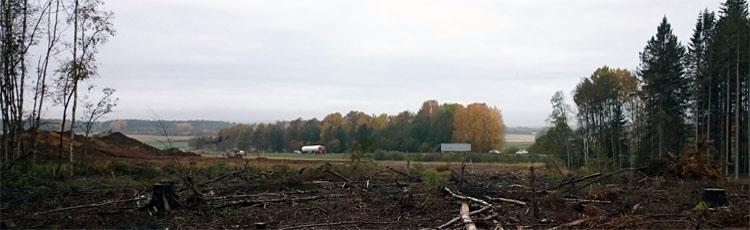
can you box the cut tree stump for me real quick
[142,180,181,212]
[701,188,727,207]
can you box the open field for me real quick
[126,134,193,151]
[503,141,534,150]
[504,134,535,150]
[505,134,536,143]
[197,151,552,165]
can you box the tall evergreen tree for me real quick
[638,17,688,158]
[687,9,716,153]
[704,0,749,176]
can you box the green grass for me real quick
[503,141,533,150]
[144,140,192,151]
[198,150,551,164]
[239,152,349,161]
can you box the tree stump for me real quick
[143,180,181,212]
[701,187,727,207]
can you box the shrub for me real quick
[421,170,448,192]
[373,150,386,161]
[107,161,159,180]
[436,163,451,172]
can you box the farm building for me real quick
[436,143,471,153]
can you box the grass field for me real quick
[504,141,534,149]
[505,134,535,142]
[126,134,193,150]
[504,133,535,150]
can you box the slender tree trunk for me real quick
[68,0,80,166]
[17,0,28,163]
[735,39,740,178]
[707,72,712,159]
[32,0,59,165]
[726,68,731,176]
[69,82,77,163]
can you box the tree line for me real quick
[531,0,750,178]
[192,100,505,153]
[31,119,234,136]
[1,0,116,171]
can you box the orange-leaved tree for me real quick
[452,103,505,152]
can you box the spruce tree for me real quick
[638,17,688,158]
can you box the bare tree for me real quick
[79,86,117,160]
[2,0,53,169]
[59,0,114,164]
[151,110,174,150]
[29,0,62,164]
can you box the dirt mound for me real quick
[28,131,199,161]
[100,132,163,153]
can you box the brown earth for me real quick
[26,131,199,161]
[2,157,749,229]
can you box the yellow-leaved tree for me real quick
[452,103,505,152]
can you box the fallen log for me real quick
[484,196,527,206]
[323,168,352,182]
[437,205,491,229]
[563,198,612,204]
[199,170,242,187]
[183,176,203,201]
[548,217,596,230]
[444,187,491,207]
[278,220,395,230]
[213,193,346,208]
[460,203,478,230]
[573,167,645,191]
[545,172,602,192]
[385,166,422,182]
[33,196,147,215]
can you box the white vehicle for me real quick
[301,145,327,154]
[489,149,501,154]
[515,149,529,155]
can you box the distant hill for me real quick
[505,126,542,135]
[39,119,234,136]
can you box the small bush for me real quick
[373,150,386,161]
[435,163,451,172]
[203,162,232,177]
[421,170,448,192]
[107,161,159,180]
[408,163,425,177]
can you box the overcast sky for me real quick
[86,0,722,127]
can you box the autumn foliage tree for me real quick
[199,100,506,153]
[451,103,505,153]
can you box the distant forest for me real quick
[37,119,234,136]
[531,0,750,178]
[193,100,505,153]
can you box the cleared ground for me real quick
[3,156,747,229]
